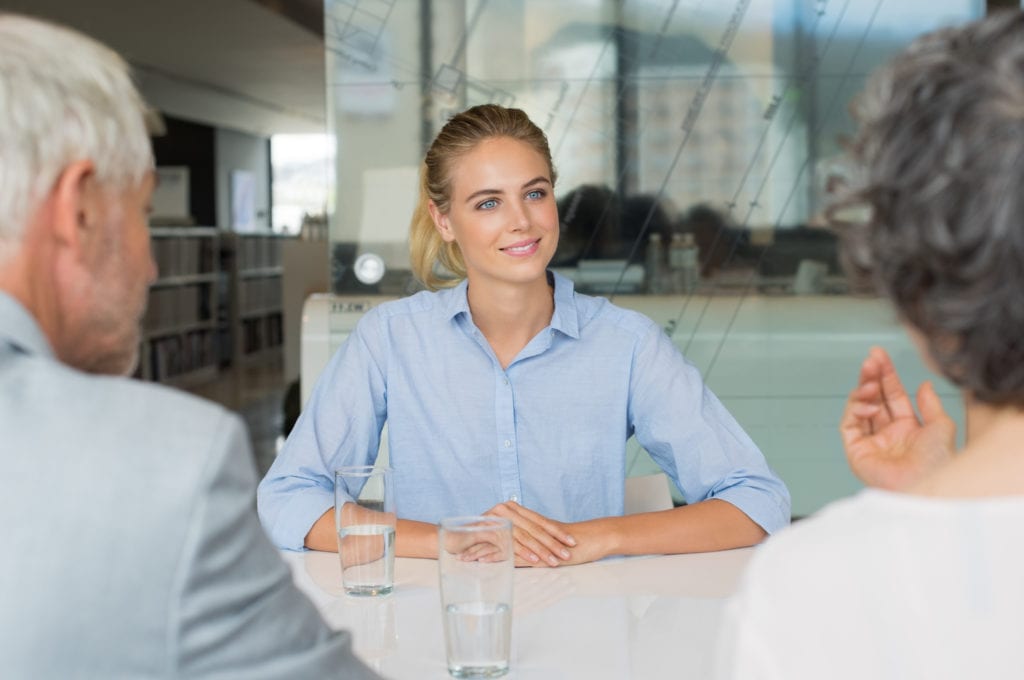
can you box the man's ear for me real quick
[49,160,100,253]
[428,200,456,243]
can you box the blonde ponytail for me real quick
[408,163,465,289]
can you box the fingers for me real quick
[841,357,884,442]
[849,381,882,421]
[916,380,958,448]
[916,380,949,423]
[839,414,866,452]
[839,411,881,463]
[459,541,504,563]
[485,502,575,567]
[858,349,892,427]
[847,347,919,429]
[840,347,903,450]
[508,521,565,567]
[514,554,540,568]
[482,506,548,565]
[502,502,577,548]
[872,346,916,422]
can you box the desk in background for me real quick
[282,548,754,679]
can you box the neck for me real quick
[0,215,73,363]
[465,274,554,368]
[0,240,56,337]
[913,395,1024,498]
[965,394,1007,442]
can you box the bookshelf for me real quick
[141,227,220,386]
[228,233,285,364]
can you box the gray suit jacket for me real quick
[0,292,377,679]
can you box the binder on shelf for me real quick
[141,228,221,385]
[229,233,286,362]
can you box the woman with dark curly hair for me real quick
[717,11,1024,679]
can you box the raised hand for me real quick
[839,346,957,490]
[483,501,577,567]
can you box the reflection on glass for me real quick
[325,0,978,301]
[319,0,981,525]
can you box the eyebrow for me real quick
[464,176,551,204]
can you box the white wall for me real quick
[283,240,330,384]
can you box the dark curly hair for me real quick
[834,10,1024,406]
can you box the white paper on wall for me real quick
[231,170,256,233]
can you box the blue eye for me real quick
[478,199,498,210]
[526,189,545,200]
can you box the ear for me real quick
[428,200,456,243]
[49,160,101,255]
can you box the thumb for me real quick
[917,380,951,425]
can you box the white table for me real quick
[282,548,755,679]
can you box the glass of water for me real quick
[334,466,396,597]
[438,516,514,678]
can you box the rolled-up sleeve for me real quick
[257,311,388,550]
[629,324,791,534]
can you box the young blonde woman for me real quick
[258,104,790,566]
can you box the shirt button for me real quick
[510,495,518,502]
[503,378,509,386]
[504,439,511,448]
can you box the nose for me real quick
[509,198,530,232]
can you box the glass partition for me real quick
[323,0,982,516]
[325,0,980,298]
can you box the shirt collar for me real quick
[441,271,581,340]
[548,270,580,339]
[442,278,472,321]
[0,291,55,358]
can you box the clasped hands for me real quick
[478,501,608,568]
[840,346,957,490]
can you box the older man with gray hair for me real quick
[0,13,375,679]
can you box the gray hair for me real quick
[0,14,153,252]
[835,10,1024,405]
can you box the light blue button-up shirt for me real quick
[258,272,790,550]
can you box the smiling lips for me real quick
[500,238,540,257]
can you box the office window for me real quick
[270,133,334,237]
[323,0,981,516]
[325,0,979,297]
